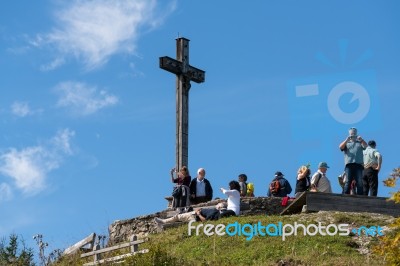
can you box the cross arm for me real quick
[159,56,205,83]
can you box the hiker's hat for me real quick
[318,162,329,169]
[274,171,284,177]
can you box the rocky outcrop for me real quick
[240,196,286,215]
[108,197,288,244]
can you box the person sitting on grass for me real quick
[220,180,241,216]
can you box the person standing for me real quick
[310,162,332,193]
[189,168,213,204]
[339,127,367,195]
[363,140,382,196]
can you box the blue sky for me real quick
[1,0,399,253]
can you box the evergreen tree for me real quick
[0,234,35,266]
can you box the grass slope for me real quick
[123,211,392,266]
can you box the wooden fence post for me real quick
[130,235,138,253]
[93,243,101,264]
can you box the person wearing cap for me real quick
[339,127,367,195]
[362,140,382,196]
[310,162,332,193]
[267,171,292,197]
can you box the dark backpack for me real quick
[269,179,281,195]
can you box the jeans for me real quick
[343,163,364,195]
[363,168,378,196]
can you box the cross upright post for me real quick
[159,38,205,170]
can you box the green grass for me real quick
[54,212,393,266]
[123,212,391,266]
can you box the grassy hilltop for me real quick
[59,211,395,266]
[55,169,400,265]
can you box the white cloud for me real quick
[6,46,31,55]
[51,128,76,155]
[0,183,13,202]
[39,57,66,71]
[11,101,35,117]
[0,147,48,194]
[11,101,42,117]
[0,129,75,195]
[55,81,118,116]
[130,62,145,77]
[32,0,176,71]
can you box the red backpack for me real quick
[269,179,281,195]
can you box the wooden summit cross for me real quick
[159,38,205,170]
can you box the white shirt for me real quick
[221,189,241,215]
[196,178,206,197]
[363,146,381,168]
[311,170,332,193]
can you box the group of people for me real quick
[169,167,213,208]
[169,167,255,209]
[156,127,382,226]
[266,127,383,197]
[340,127,382,196]
[155,175,241,226]
[267,162,332,198]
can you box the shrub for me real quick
[373,167,400,265]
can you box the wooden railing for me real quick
[80,235,148,265]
